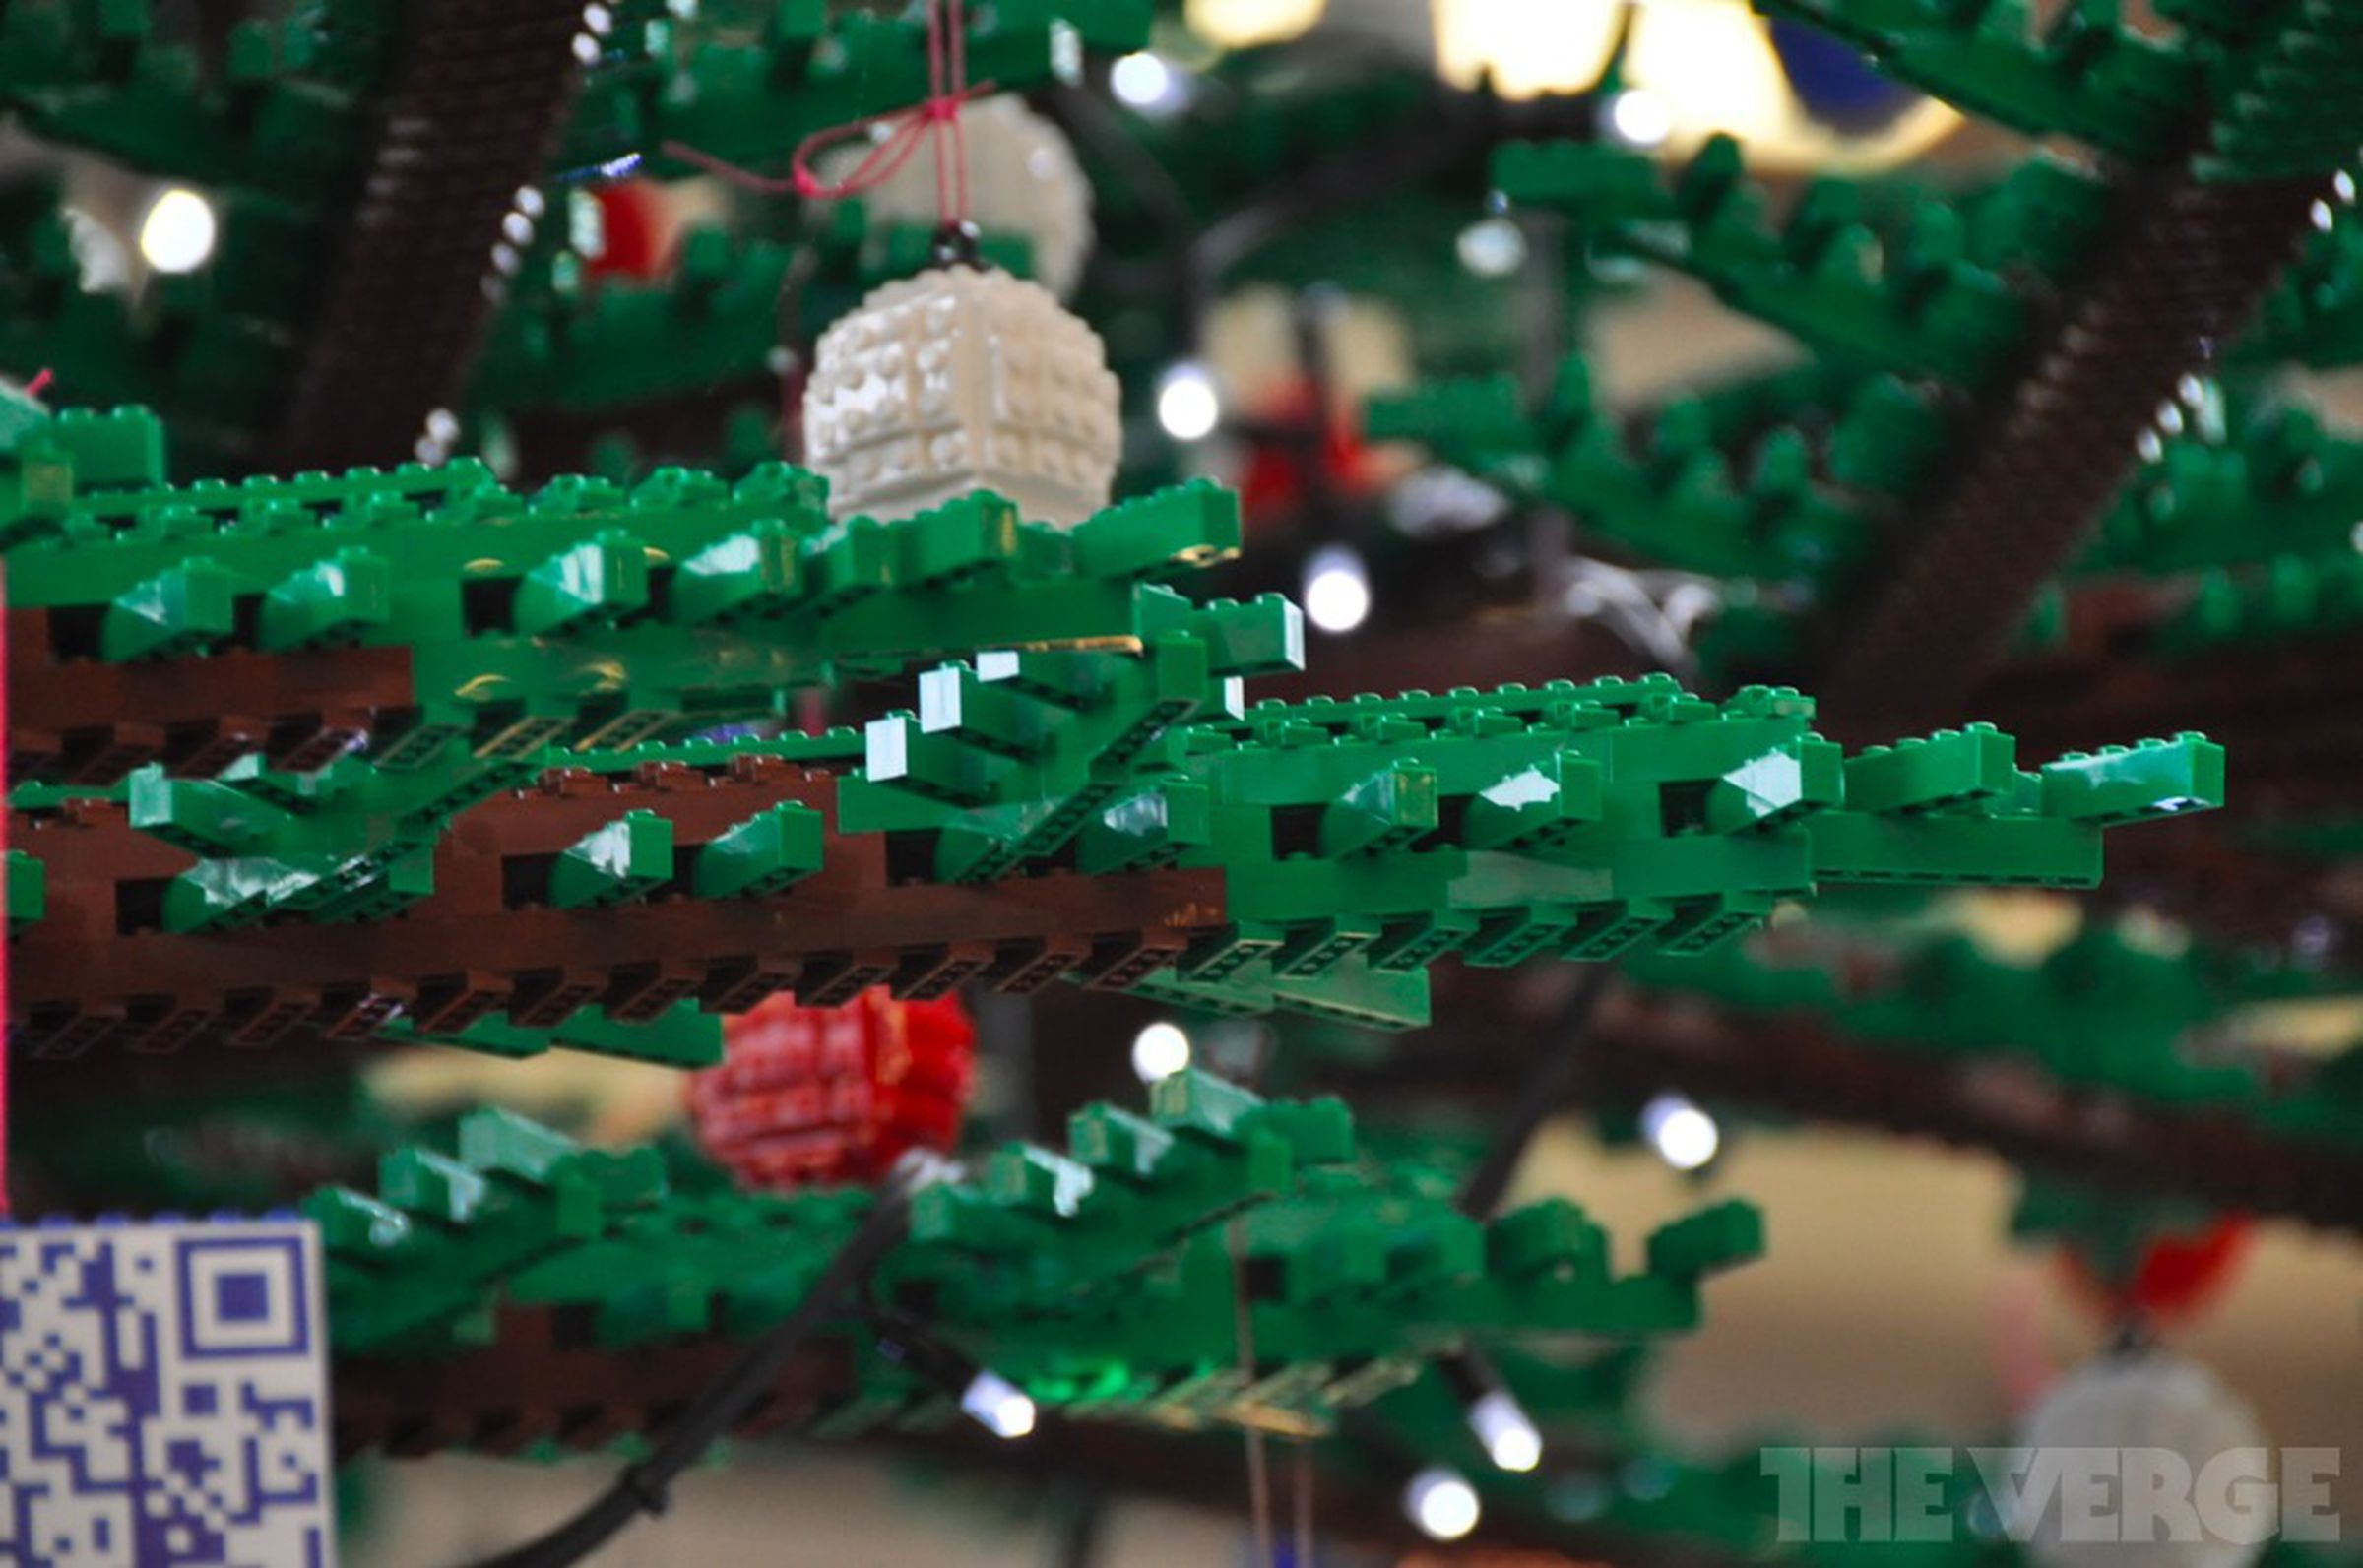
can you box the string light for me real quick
[1641,1092,1720,1171]
[1467,1388,1544,1473]
[1130,1021,1193,1083]
[1302,544,1372,634]
[1455,217,1528,278]
[958,1369,1038,1439]
[1605,89,1675,149]
[1404,1467,1483,1540]
[138,188,217,274]
[1156,362,1223,441]
[1110,52,1186,114]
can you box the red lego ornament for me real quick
[2062,1215,2254,1326]
[588,180,665,280]
[1236,377,1377,527]
[685,988,975,1189]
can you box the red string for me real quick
[23,368,52,398]
[660,0,981,225]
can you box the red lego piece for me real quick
[685,988,975,1188]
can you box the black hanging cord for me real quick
[1435,965,1617,1475]
[1455,964,1617,1219]
[465,1179,920,1568]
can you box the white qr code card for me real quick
[1,1218,337,1566]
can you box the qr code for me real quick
[0,1219,337,1566]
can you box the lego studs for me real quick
[684,988,977,1190]
[803,265,1123,528]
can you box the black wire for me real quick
[1439,968,1616,1499]
[1454,964,1617,1218]
[465,1180,918,1568]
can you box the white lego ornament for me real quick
[822,94,1094,298]
[2012,1348,2272,1568]
[803,264,1122,527]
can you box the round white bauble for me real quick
[803,265,1121,528]
[2012,1348,2272,1568]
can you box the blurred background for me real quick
[7,0,2362,1563]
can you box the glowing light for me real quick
[1468,1389,1544,1473]
[138,189,217,275]
[1455,217,1527,278]
[1302,544,1372,634]
[1155,362,1222,441]
[1405,1467,1483,1540]
[1185,0,1323,49]
[1641,1092,1720,1171]
[1436,0,1623,101]
[1619,0,1961,174]
[960,1370,1037,1439]
[1111,52,1184,113]
[1131,1021,1193,1083]
[1606,88,1674,149]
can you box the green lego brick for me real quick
[2242,200,2363,369]
[3,419,1249,771]
[2081,398,2363,573]
[27,659,2219,1039]
[315,1072,1761,1446]
[100,559,235,660]
[1626,915,2363,1145]
[375,1000,726,1068]
[1370,355,1883,587]
[547,810,675,909]
[693,802,828,899]
[1497,138,2036,391]
[7,850,45,932]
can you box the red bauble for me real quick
[685,988,975,1189]
[1237,377,1375,525]
[588,180,665,280]
[2062,1216,2254,1326]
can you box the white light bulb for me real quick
[960,1370,1037,1439]
[1455,217,1528,278]
[1156,362,1222,441]
[1303,544,1373,634]
[1405,1467,1482,1541]
[1130,1021,1192,1083]
[1111,52,1182,113]
[138,189,218,275]
[1641,1092,1719,1171]
[1468,1389,1544,1473]
[1606,89,1674,149]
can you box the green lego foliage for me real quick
[2243,200,2363,370]
[1498,138,2038,391]
[28,650,2224,1047]
[2,410,1248,769]
[318,1073,1757,1441]
[1625,919,2363,1148]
